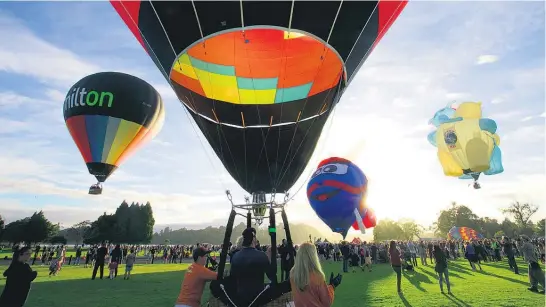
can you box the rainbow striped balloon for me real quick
[63,72,164,184]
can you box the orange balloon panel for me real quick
[170,27,343,105]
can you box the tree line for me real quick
[1,200,542,246]
[0,201,155,246]
[152,222,329,245]
[373,201,544,242]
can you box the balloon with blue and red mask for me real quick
[307,157,368,238]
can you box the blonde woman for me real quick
[290,242,342,307]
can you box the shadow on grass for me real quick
[403,269,433,292]
[443,293,473,307]
[4,270,191,307]
[477,270,529,286]
[399,292,413,307]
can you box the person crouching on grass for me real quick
[174,247,218,307]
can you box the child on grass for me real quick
[48,258,59,277]
[109,261,118,280]
[124,250,136,280]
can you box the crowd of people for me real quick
[0,233,544,306]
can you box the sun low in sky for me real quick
[0,1,544,234]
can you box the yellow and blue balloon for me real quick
[427,102,503,189]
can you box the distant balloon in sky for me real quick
[427,102,503,189]
[63,72,164,195]
[307,157,367,238]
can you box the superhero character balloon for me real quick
[307,157,367,238]
[428,101,503,189]
[63,72,164,195]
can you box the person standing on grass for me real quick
[388,240,403,294]
[174,247,217,307]
[433,244,452,295]
[0,246,37,307]
[124,249,136,280]
[521,235,545,293]
[464,241,481,271]
[502,237,519,275]
[92,242,108,280]
[111,244,123,278]
[419,241,427,266]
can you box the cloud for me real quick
[476,55,499,65]
[504,125,545,143]
[0,12,100,86]
[491,97,504,104]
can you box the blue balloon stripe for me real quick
[84,115,109,163]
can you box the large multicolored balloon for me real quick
[307,157,367,238]
[63,72,164,194]
[427,102,503,189]
[447,226,484,241]
[111,0,407,194]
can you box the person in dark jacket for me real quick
[389,241,402,294]
[0,246,37,307]
[111,244,123,278]
[502,237,519,274]
[92,242,108,280]
[433,244,452,294]
[230,228,276,306]
[279,239,295,281]
[340,242,350,273]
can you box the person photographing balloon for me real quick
[290,242,342,307]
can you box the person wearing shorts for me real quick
[124,249,136,280]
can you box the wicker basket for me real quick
[207,292,293,307]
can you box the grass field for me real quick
[0,258,543,307]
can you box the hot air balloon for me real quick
[352,207,377,231]
[110,1,406,304]
[447,226,484,241]
[63,72,164,195]
[307,157,368,238]
[427,102,503,189]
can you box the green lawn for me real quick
[0,259,542,306]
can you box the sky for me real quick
[0,1,544,237]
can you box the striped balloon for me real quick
[64,72,164,183]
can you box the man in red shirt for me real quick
[175,247,218,307]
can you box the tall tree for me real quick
[373,219,404,241]
[535,219,545,237]
[399,220,422,240]
[141,202,155,243]
[67,220,92,244]
[0,215,4,241]
[502,202,539,227]
[3,218,30,244]
[26,211,57,245]
[435,202,479,237]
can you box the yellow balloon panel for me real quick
[436,119,494,172]
[438,150,463,177]
[454,102,482,119]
